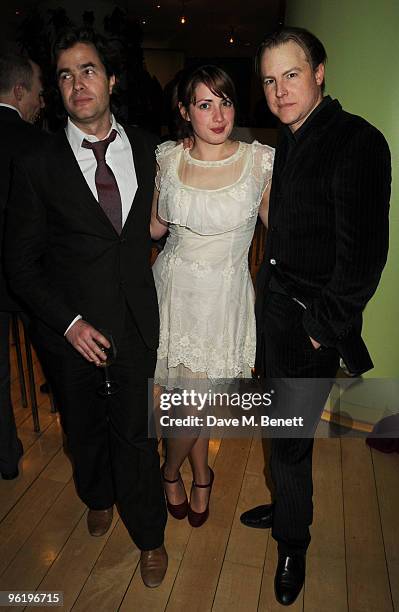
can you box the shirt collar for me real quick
[0,103,22,119]
[66,114,122,157]
[284,95,333,143]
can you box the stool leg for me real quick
[11,313,28,408]
[49,386,58,414]
[22,323,40,433]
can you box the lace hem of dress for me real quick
[154,358,253,390]
[155,347,255,380]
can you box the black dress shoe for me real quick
[1,468,19,480]
[274,553,305,606]
[1,440,23,480]
[240,503,274,529]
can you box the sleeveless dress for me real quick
[152,140,274,388]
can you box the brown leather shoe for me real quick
[87,507,113,536]
[140,544,168,588]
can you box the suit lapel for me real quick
[279,98,342,183]
[54,130,117,235]
[268,131,289,224]
[270,99,342,219]
[53,127,153,236]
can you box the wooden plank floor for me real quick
[1,332,398,611]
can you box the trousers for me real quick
[35,312,166,550]
[258,290,339,554]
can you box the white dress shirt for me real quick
[64,115,138,335]
[66,114,137,225]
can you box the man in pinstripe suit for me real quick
[240,27,391,605]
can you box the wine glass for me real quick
[95,329,120,396]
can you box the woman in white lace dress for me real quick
[150,66,274,527]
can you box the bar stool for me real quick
[10,313,27,409]
[11,313,40,432]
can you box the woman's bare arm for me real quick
[150,186,168,240]
[258,181,271,228]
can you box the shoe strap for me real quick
[192,467,213,488]
[162,465,181,484]
[192,480,212,488]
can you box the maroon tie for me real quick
[82,129,122,234]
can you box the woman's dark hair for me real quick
[52,27,119,78]
[255,26,327,92]
[173,64,237,140]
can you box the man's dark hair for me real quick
[0,53,33,96]
[53,27,119,78]
[173,64,237,140]
[255,26,327,92]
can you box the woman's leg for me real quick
[163,436,197,504]
[159,373,212,509]
[163,436,211,510]
[188,437,211,512]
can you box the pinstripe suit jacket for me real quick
[256,97,391,374]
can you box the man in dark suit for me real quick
[0,52,44,480]
[5,28,167,587]
[240,27,391,605]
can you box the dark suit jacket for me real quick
[4,125,159,352]
[256,98,391,375]
[0,106,43,311]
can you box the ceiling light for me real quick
[179,1,187,25]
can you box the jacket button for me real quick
[270,258,276,265]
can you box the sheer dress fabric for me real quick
[153,140,274,388]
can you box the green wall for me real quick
[286,0,399,377]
